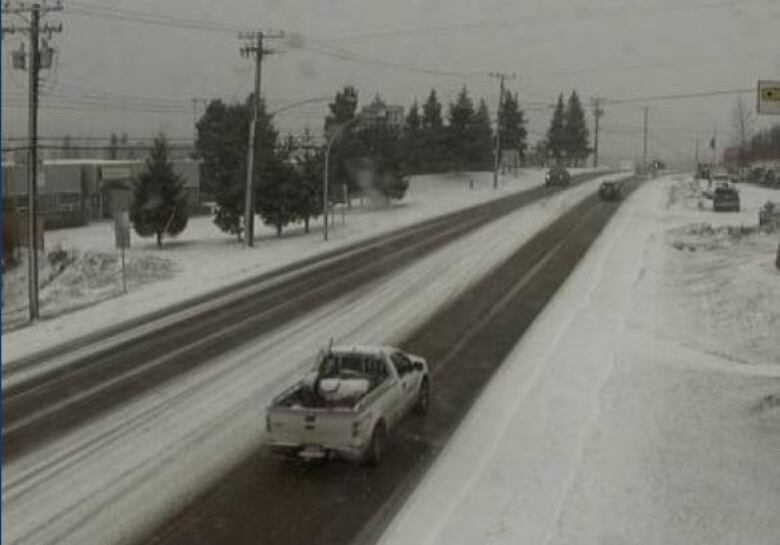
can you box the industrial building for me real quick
[2,158,201,229]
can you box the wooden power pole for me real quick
[2,1,63,321]
[591,97,604,168]
[239,30,284,247]
[489,72,516,190]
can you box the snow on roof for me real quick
[330,344,398,356]
[41,158,199,166]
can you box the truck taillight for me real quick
[351,420,361,438]
[265,414,272,433]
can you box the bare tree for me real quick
[732,96,755,166]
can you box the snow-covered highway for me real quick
[3,170,625,545]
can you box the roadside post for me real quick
[342,185,347,226]
[114,211,131,293]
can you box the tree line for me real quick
[129,86,591,246]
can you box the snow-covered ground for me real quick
[379,175,780,545]
[2,168,600,360]
[2,170,624,545]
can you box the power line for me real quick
[317,0,771,44]
[300,42,483,78]
[606,88,754,106]
[64,1,247,33]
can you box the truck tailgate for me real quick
[268,407,355,447]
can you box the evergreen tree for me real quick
[325,85,358,133]
[499,92,528,162]
[130,136,189,248]
[422,89,443,130]
[405,101,421,132]
[471,99,494,169]
[401,101,422,172]
[350,119,408,203]
[564,90,589,166]
[547,94,566,164]
[256,151,299,237]
[323,86,362,202]
[447,86,476,171]
[195,96,276,239]
[294,149,323,233]
[420,89,447,171]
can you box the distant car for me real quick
[545,166,571,186]
[599,180,622,201]
[759,201,780,227]
[713,186,740,212]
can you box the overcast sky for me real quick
[2,0,779,165]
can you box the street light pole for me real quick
[323,117,361,241]
[323,137,334,241]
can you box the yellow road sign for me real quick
[758,80,780,114]
[762,88,780,101]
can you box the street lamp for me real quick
[323,115,363,241]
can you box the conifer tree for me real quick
[130,136,189,248]
[499,92,528,162]
[564,90,589,166]
[547,94,566,164]
[471,99,494,169]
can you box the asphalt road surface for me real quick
[140,178,641,545]
[2,172,611,461]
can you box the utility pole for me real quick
[489,72,516,189]
[239,30,284,247]
[711,127,717,165]
[3,1,63,322]
[642,106,649,170]
[591,97,604,168]
[694,138,699,169]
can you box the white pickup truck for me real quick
[265,345,430,466]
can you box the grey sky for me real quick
[3,0,779,165]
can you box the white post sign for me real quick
[114,211,131,293]
[114,211,131,249]
[757,80,780,115]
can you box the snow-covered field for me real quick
[2,169,623,545]
[2,168,599,360]
[379,175,780,545]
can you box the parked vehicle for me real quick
[759,201,780,227]
[713,185,740,212]
[266,345,430,466]
[545,166,571,186]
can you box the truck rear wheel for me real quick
[414,378,430,416]
[363,423,386,467]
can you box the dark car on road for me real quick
[599,180,622,201]
[713,185,740,212]
[545,166,571,187]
